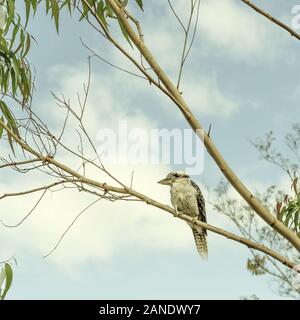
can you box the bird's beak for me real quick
[158,178,171,185]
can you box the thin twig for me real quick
[0,181,70,200]
[241,0,300,41]
[0,158,41,169]
[43,198,102,258]
[0,189,47,228]
[80,39,147,80]
[176,0,201,89]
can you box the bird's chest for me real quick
[170,183,198,214]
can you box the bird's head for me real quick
[158,171,190,186]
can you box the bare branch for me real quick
[80,0,182,107]
[176,0,201,89]
[0,181,73,201]
[0,189,47,228]
[0,158,41,169]
[168,0,186,32]
[43,198,102,258]
[80,39,147,81]
[241,0,300,41]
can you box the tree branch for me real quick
[80,0,180,106]
[0,118,297,270]
[0,181,71,200]
[241,0,300,41]
[0,189,47,228]
[0,158,41,169]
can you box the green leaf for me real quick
[96,0,108,31]
[19,66,31,104]
[19,28,25,52]
[10,67,17,94]
[3,67,10,92]
[135,0,144,11]
[117,17,133,48]
[4,0,15,33]
[12,56,20,81]
[0,100,14,123]
[13,41,22,55]
[0,100,19,138]
[294,211,299,230]
[79,0,90,22]
[105,0,114,18]
[22,33,31,58]
[51,0,60,33]
[7,124,16,156]
[0,116,4,139]
[45,0,51,15]
[31,0,38,15]
[0,263,13,300]
[24,0,31,27]
[9,17,20,50]
[60,0,72,15]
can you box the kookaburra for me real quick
[158,171,208,259]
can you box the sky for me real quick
[0,0,300,299]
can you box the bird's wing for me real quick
[190,180,206,224]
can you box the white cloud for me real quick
[140,0,285,65]
[198,0,285,62]
[182,74,240,117]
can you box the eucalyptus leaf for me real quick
[0,263,13,300]
[135,0,143,11]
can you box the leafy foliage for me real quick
[213,124,300,298]
[0,0,33,153]
[0,1,32,102]
[254,125,300,238]
[276,177,300,237]
[45,0,144,33]
[0,0,144,152]
[214,179,300,298]
[247,255,266,276]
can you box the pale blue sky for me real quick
[0,0,300,299]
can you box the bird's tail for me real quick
[192,228,208,260]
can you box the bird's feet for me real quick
[191,217,198,224]
[173,210,183,218]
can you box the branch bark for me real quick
[106,0,300,252]
[0,118,297,270]
[0,181,71,200]
[241,0,300,41]
[0,158,41,169]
